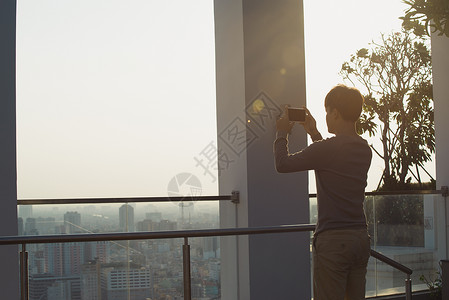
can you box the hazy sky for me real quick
[16,0,431,199]
[16,0,218,199]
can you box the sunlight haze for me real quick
[16,0,433,199]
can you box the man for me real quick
[274,84,372,300]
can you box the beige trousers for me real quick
[313,228,371,300]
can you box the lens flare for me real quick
[252,99,265,113]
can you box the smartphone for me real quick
[287,107,306,123]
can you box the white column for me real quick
[0,0,20,297]
[215,1,310,299]
[432,33,449,259]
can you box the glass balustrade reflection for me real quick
[310,193,444,297]
[17,202,220,300]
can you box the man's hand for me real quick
[276,106,294,134]
[302,107,322,141]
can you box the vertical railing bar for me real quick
[20,247,24,300]
[405,274,412,300]
[182,237,192,300]
[373,195,378,297]
[25,249,29,300]
[20,243,29,300]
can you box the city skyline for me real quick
[19,202,221,300]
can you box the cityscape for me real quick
[16,194,441,299]
[18,203,221,300]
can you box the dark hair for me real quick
[324,84,364,122]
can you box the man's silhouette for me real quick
[274,84,372,300]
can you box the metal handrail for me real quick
[17,189,444,205]
[370,249,413,275]
[0,224,414,300]
[364,189,444,196]
[17,194,238,205]
[0,224,316,245]
[310,189,445,198]
[370,249,413,300]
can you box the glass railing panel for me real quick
[366,256,410,297]
[311,192,445,297]
[18,201,220,235]
[18,201,220,300]
[365,193,444,296]
[25,238,184,300]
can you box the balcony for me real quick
[0,190,444,299]
[2,0,449,299]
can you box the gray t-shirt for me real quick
[274,134,372,234]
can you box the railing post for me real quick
[20,244,29,300]
[405,274,412,300]
[20,249,24,300]
[182,237,191,300]
[442,260,449,300]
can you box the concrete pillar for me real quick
[432,32,449,259]
[0,0,20,297]
[214,1,310,299]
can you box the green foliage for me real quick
[420,269,442,300]
[340,28,434,190]
[366,195,423,225]
[401,0,449,37]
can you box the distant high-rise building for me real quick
[84,241,110,264]
[47,281,70,300]
[192,283,204,298]
[145,212,162,222]
[29,274,58,300]
[137,218,177,232]
[178,203,195,227]
[101,263,152,300]
[203,279,220,298]
[119,204,134,232]
[55,224,66,234]
[159,219,177,231]
[30,249,46,275]
[18,217,23,235]
[208,259,221,281]
[45,242,109,277]
[25,218,39,235]
[203,236,219,259]
[80,261,101,300]
[64,211,81,234]
[136,219,153,232]
[19,205,33,220]
[45,243,82,276]
[64,243,84,276]
[28,274,80,300]
[36,217,56,235]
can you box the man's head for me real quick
[324,84,364,134]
